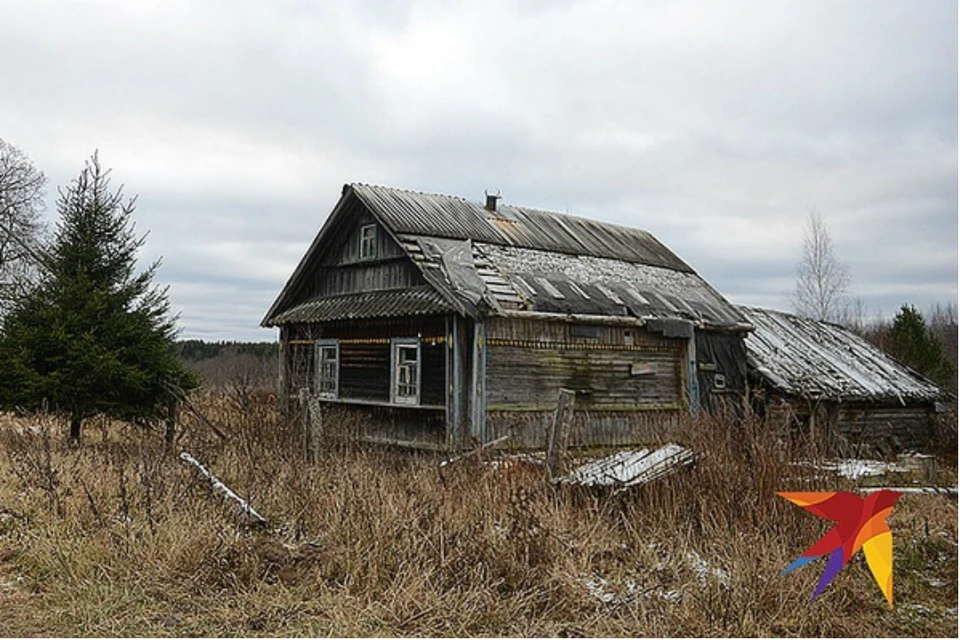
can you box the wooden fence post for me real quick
[547,388,576,480]
[299,388,310,460]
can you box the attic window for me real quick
[359,224,378,260]
[569,283,590,299]
[535,277,564,299]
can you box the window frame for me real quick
[315,339,339,399]
[359,223,378,260]
[391,337,421,406]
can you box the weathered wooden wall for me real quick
[836,403,935,454]
[487,409,683,449]
[483,316,685,447]
[484,316,684,411]
[291,201,428,301]
[280,315,451,445]
[760,392,936,454]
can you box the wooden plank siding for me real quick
[837,404,935,454]
[484,317,684,411]
[483,316,686,448]
[760,392,936,455]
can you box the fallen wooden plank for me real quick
[559,443,695,491]
[179,452,267,527]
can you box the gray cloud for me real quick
[1,0,955,340]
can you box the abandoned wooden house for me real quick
[262,183,752,450]
[740,306,947,454]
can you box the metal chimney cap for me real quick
[484,189,502,211]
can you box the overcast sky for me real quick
[1,0,956,341]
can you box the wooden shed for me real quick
[262,184,751,450]
[741,306,947,454]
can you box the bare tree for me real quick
[0,139,46,311]
[791,208,851,323]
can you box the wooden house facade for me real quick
[741,306,947,454]
[262,184,752,451]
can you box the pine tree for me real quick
[0,154,196,441]
[887,304,954,389]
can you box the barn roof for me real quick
[741,306,944,403]
[263,183,749,329]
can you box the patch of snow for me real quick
[686,550,731,588]
[579,573,642,605]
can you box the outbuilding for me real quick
[741,306,946,454]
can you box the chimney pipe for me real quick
[484,189,501,212]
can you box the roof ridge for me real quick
[352,182,656,236]
[349,182,474,204]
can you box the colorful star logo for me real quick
[778,490,902,606]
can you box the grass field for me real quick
[0,392,956,636]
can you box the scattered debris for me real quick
[560,444,695,491]
[179,452,267,527]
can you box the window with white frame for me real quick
[315,339,339,398]
[359,223,378,260]
[392,339,420,405]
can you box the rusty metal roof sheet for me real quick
[741,306,944,403]
[271,286,452,324]
[350,183,694,272]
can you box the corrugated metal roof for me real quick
[350,183,694,272]
[271,286,451,324]
[741,306,944,403]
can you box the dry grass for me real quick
[0,395,956,637]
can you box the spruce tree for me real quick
[0,154,195,441]
[887,304,955,389]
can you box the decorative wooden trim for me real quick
[486,338,679,353]
[486,403,683,412]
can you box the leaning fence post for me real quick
[547,388,576,480]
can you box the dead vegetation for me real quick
[0,395,956,637]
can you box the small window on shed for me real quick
[359,223,378,260]
[713,373,726,390]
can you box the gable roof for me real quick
[741,306,944,403]
[350,183,694,271]
[263,183,749,329]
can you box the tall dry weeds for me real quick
[0,396,956,637]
